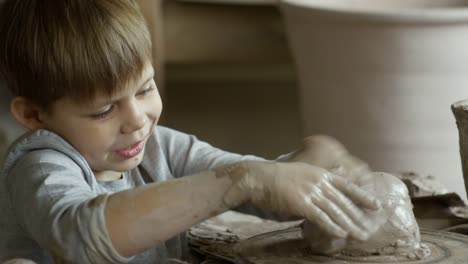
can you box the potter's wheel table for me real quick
[234,228,468,264]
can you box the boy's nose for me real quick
[121,103,146,134]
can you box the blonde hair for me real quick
[0,0,152,110]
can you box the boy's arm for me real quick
[155,127,264,177]
[104,169,232,257]
[157,127,368,180]
[278,135,371,181]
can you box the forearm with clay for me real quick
[105,169,238,257]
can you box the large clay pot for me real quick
[279,0,468,200]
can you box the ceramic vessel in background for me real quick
[279,0,468,200]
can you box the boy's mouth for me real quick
[115,137,147,159]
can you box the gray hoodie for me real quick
[0,126,261,263]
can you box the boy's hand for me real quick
[217,161,381,241]
[282,135,370,182]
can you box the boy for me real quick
[0,1,381,263]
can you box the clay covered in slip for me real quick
[303,172,430,260]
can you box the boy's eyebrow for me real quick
[88,72,155,109]
[134,76,154,92]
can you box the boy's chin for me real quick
[92,151,146,172]
[111,154,145,170]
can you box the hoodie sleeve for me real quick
[155,126,264,177]
[5,150,132,264]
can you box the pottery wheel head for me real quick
[234,228,468,264]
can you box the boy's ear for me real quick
[10,97,46,130]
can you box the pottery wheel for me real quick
[234,228,468,264]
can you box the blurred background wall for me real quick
[152,0,302,158]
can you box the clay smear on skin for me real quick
[120,171,230,250]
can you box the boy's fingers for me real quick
[310,189,369,241]
[321,181,376,233]
[301,198,348,238]
[331,176,380,210]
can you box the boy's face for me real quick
[40,63,162,181]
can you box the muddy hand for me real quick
[218,161,381,240]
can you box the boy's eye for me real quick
[91,105,114,119]
[137,86,154,97]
